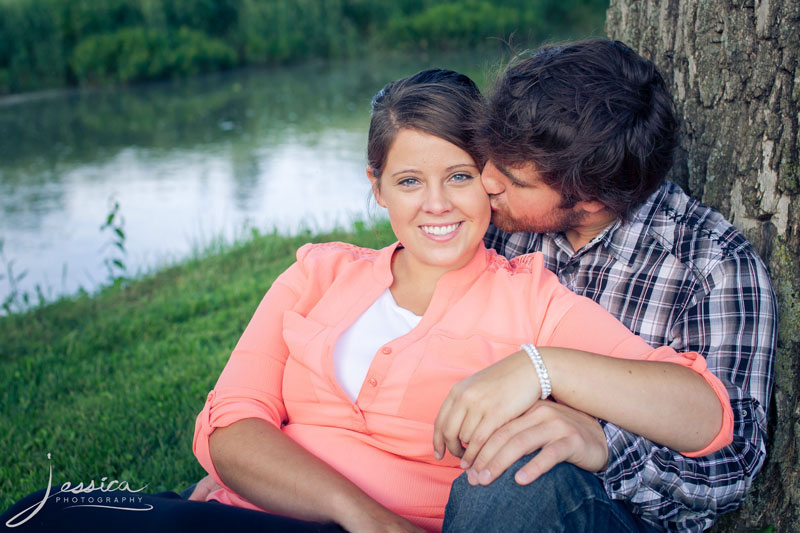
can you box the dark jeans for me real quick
[444,453,659,533]
[1,489,345,533]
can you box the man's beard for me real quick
[490,204,588,235]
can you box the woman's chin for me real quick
[417,244,480,272]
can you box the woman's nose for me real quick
[481,162,505,195]
[422,185,453,214]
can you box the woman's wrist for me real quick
[521,344,551,400]
[334,491,410,533]
[329,484,386,530]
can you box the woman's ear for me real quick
[366,166,387,208]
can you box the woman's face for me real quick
[368,128,490,275]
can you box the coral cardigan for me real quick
[193,242,733,531]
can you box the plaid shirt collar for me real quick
[540,184,670,268]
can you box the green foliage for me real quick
[70,26,236,84]
[99,198,128,282]
[536,0,609,35]
[0,220,396,509]
[161,0,239,38]
[0,238,29,314]
[0,0,67,92]
[56,0,146,48]
[0,0,607,94]
[383,0,538,50]
[229,0,359,64]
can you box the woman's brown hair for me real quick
[367,69,485,180]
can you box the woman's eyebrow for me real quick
[390,164,477,177]
[445,164,479,172]
[389,168,422,177]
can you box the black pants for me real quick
[1,489,345,532]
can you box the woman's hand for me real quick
[340,505,426,533]
[187,474,221,501]
[433,350,540,467]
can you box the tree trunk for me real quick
[605,1,799,531]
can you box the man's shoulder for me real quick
[634,182,759,277]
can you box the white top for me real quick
[333,288,422,401]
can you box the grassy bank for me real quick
[0,0,608,94]
[0,220,395,510]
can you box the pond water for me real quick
[0,51,498,308]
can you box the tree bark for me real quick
[605,1,799,531]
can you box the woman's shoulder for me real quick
[295,242,385,272]
[297,241,381,259]
[271,242,387,307]
[485,249,547,276]
[483,249,570,298]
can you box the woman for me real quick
[1,69,731,533]
[191,69,731,532]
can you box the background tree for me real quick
[606,1,799,531]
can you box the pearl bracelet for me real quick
[521,344,551,400]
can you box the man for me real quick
[441,39,777,532]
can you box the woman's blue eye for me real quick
[450,173,473,183]
[398,177,419,187]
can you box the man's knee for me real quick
[444,454,620,533]
[447,456,599,513]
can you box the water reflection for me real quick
[0,51,497,307]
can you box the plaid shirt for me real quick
[484,182,777,532]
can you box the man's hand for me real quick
[433,350,540,462]
[187,474,222,501]
[464,400,609,486]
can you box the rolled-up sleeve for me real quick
[541,285,734,457]
[192,249,312,486]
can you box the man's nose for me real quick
[481,162,505,195]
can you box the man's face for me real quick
[481,160,587,234]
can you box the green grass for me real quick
[0,220,395,510]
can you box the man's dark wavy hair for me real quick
[480,39,679,219]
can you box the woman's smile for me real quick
[420,222,463,240]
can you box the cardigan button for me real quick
[368,378,378,387]
[381,347,392,355]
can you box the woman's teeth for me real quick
[421,223,459,236]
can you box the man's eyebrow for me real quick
[496,164,527,186]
